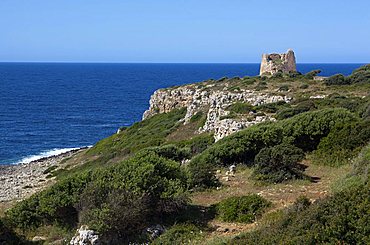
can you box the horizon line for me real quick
[0,61,368,64]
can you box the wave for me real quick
[14,146,92,165]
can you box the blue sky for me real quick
[0,0,369,63]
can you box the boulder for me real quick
[70,225,100,245]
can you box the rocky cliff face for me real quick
[260,49,297,76]
[143,83,291,141]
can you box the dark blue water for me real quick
[0,63,365,164]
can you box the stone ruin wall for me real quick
[260,49,297,76]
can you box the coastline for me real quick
[0,147,88,203]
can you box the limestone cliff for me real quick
[260,49,297,76]
[143,82,291,141]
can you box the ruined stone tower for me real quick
[259,49,297,76]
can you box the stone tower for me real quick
[259,49,297,76]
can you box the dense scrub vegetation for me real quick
[0,219,28,245]
[188,108,358,187]
[216,195,271,223]
[7,151,188,243]
[325,64,370,85]
[230,145,370,245]
[3,64,370,244]
[152,224,203,245]
[252,144,306,183]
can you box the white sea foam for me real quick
[16,146,92,165]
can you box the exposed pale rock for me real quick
[309,94,327,99]
[146,224,166,239]
[143,85,291,141]
[70,225,100,245]
[32,236,47,242]
[260,49,297,76]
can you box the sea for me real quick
[0,63,365,165]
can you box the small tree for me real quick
[324,74,351,85]
[304,70,321,79]
[252,144,306,183]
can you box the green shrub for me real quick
[216,195,271,223]
[0,219,27,244]
[152,224,203,245]
[78,188,151,239]
[188,109,355,187]
[187,157,219,188]
[325,65,370,86]
[242,77,256,85]
[230,182,370,244]
[272,72,283,78]
[278,84,290,91]
[226,102,254,114]
[300,83,309,89]
[7,151,188,241]
[288,196,311,213]
[315,95,364,114]
[254,101,289,113]
[351,143,370,180]
[175,133,214,156]
[276,100,316,120]
[304,69,321,79]
[203,108,354,166]
[189,111,204,124]
[144,145,191,162]
[255,81,268,90]
[325,74,351,85]
[252,144,306,183]
[358,99,370,119]
[349,64,370,84]
[312,120,370,166]
[288,71,303,78]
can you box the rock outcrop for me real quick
[70,226,100,245]
[260,49,297,76]
[143,84,291,141]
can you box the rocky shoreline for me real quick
[0,148,87,203]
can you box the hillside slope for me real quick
[1,65,370,244]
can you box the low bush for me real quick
[252,144,306,183]
[352,143,370,179]
[78,188,151,240]
[325,74,351,85]
[276,100,316,120]
[304,69,321,79]
[226,102,254,114]
[288,71,303,78]
[216,195,271,223]
[0,219,27,244]
[152,224,203,245]
[278,84,290,91]
[315,95,364,114]
[187,157,219,188]
[144,145,191,162]
[325,64,370,86]
[230,181,370,244]
[188,109,356,187]
[312,120,370,166]
[7,151,188,242]
[349,64,370,84]
[174,133,214,157]
[254,101,289,113]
